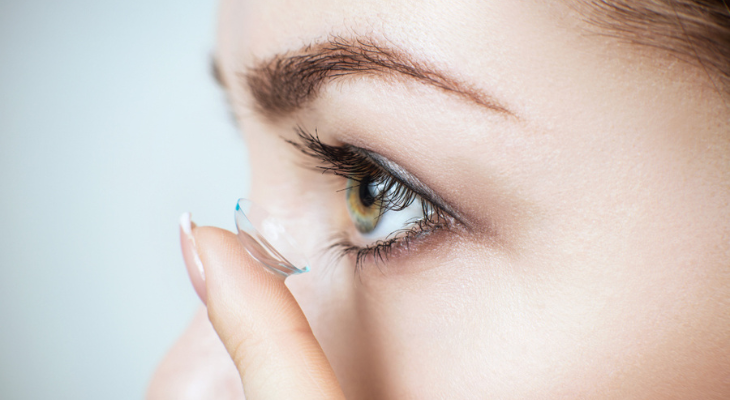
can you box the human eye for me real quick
[286,126,456,269]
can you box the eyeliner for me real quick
[354,147,468,227]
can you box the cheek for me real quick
[241,122,730,399]
[292,233,730,400]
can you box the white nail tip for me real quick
[180,212,193,236]
[179,211,205,280]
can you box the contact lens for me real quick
[234,198,310,278]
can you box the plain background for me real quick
[0,0,250,398]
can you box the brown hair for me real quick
[585,0,730,93]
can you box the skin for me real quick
[149,0,730,399]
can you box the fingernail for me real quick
[180,212,207,304]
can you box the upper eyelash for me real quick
[287,126,431,214]
[286,126,451,268]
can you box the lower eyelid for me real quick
[336,218,452,271]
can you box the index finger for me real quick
[184,223,345,400]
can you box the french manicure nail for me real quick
[180,212,207,304]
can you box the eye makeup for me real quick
[286,126,459,269]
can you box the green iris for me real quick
[346,176,383,233]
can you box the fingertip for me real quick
[191,225,298,327]
[192,225,279,291]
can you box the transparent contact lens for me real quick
[234,198,310,278]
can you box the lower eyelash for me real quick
[329,215,450,271]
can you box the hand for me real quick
[150,215,346,400]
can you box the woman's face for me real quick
[212,0,730,398]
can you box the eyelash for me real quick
[286,126,451,269]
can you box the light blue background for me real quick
[0,1,250,398]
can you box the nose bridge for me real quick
[287,264,387,399]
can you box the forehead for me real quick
[216,0,709,139]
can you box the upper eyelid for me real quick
[285,126,468,227]
[354,147,467,226]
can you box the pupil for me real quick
[358,176,377,207]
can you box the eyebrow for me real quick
[218,36,513,119]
